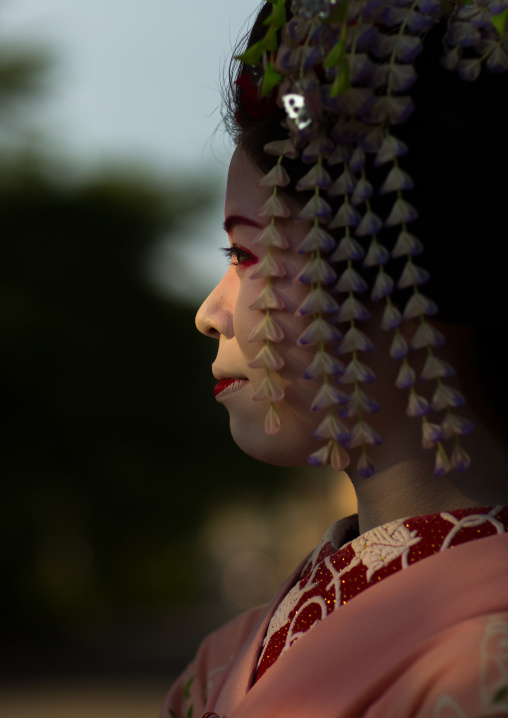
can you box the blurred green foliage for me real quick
[0,9,292,647]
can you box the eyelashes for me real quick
[221,244,258,268]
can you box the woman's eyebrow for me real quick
[223,215,263,234]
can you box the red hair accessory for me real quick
[235,66,279,121]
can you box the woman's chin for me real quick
[229,415,321,467]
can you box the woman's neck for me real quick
[350,408,508,535]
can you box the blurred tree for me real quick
[0,31,53,156]
[0,8,292,668]
[1,159,215,624]
[0,44,51,107]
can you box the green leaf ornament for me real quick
[324,38,346,69]
[493,684,508,704]
[236,39,264,65]
[263,0,287,30]
[328,0,350,24]
[492,7,508,38]
[330,61,350,96]
[183,675,195,700]
[262,60,282,95]
[264,24,279,52]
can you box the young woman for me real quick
[163,2,508,716]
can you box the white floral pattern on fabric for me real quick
[261,515,359,648]
[205,653,237,695]
[284,595,330,653]
[433,695,469,718]
[324,553,361,606]
[261,581,305,641]
[480,615,508,712]
[440,506,506,551]
[433,615,508,717]
[255,507,508,682]
[350,519,421,582]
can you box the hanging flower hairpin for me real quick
[294,144,351,473]
[281,6,356,471]
[235,1,290,436]
[248,151,291,436]
[235,0,508,474]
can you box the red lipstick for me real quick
[214,378,248,397]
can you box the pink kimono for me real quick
[162,509,508,718]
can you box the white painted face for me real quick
[195,147,328,466]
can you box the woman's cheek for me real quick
[232,244,314,373]
[233,273,266,356]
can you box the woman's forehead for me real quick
[225,147,303,224]
[225,148,267,215]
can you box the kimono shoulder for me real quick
[229,532,508,718]
[367,611,508,718]
[161,550,309,718]
[160,605,266,718]
[162,530,508,718]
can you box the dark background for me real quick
[0,8,322,687]
[0,12,356,717]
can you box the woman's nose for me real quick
[195,270,235,340]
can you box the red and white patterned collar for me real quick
[255,505,508,683]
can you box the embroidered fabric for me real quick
[254,505,508,682]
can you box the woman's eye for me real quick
[220,245,257,267]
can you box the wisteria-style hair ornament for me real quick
[233,0,508,477]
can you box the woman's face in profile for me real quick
[195,147,328,466]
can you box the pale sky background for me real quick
[2,0,262,302]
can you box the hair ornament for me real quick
[295,225,336,252]
[295,253,338,283]
[249,342,285,369]
[234,0,508,476]
[251,223,290,249]
[295,285,340,314]
[304,350,345,378]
